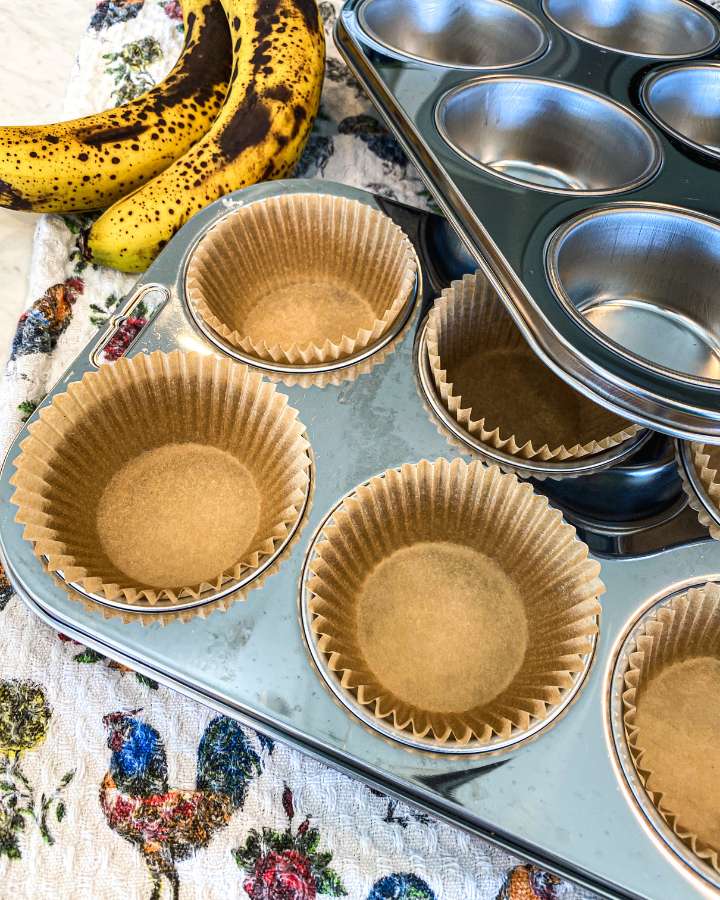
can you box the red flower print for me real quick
[244,849,317,900]
[162,0,183,21]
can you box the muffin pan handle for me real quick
[90,283,170,366]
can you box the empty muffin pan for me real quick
[2,181,719,900]
[542,0,720,58]
[435,77,661,195]
[641,63,720,161]
[358,0,549,69]
[337,0,720,440]
[545,205,720,385]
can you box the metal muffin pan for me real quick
[545,204,720,385]
[336,0,720,440]
[2,180,720,898]
[435,77,662,195]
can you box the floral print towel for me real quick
[0,2,597,898]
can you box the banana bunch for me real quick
[89,0,325,272]
[0,0,325,272]
[0,0,231,213]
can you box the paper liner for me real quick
[308,459,603,745]
[258,284,420,390]
[681,442,720,540]
[10,350,311,607]
[426,272,640,461]
[186,193,417,367]
[45,461,314,626]
[622,584,720,874]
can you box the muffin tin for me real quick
[1,179,719,899]
[335,0,720,440]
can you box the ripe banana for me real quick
[0,0,231,213]
[88,0,325,273]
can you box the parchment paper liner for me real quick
[680,442,720,540]
[10,350,311,607]
[308,459,603,745]
[43,466,313,626]
[186,193,417,367]
[622,584,720,874]
[426,273,640,461]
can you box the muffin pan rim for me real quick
[298,460,600,756]
[607,575,720,892]
[356,0,551,71]
[434,75,664,197]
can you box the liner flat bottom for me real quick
[357,541,528,712]
[97,443,260,588]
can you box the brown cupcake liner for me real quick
[622,584,720,874]
[47,462,314,625]
[10,350,311,607]
[261,284,420,389]
[680,442,720,540]
[426,272,640,461]
[186,194,417,367]
[308,459,603,745]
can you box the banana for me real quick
[0,0,231,213]
[88,0,325,273]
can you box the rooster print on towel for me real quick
[100,711,265,900]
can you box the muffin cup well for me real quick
[623,584,720,874]
[426,273,640,461]
[185,193,417,367]
[308,459,603,746]
[10,350,311,607]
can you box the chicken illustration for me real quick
[100,710,264,900]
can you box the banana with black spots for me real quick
[88,0,325,272]
[0,0,231,213]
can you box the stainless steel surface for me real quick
[542,0,720,58]
[608,578,720,893]
[3,180,720,899]
[299,470,598,756]
[416,318,652,479]
[546,205,720,386]
[542,433,688,531]
[641,63,720,162]
[336,0,720,441]
[435,77,662,195]
[357,0,549,69]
